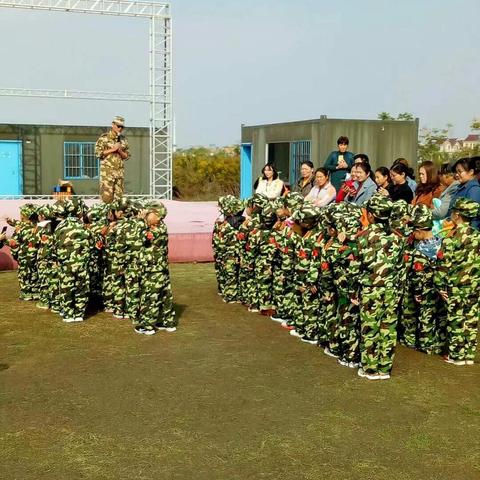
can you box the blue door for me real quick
[0,141,22,195]
[240,144,252,199]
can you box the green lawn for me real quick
[0,264,479,480]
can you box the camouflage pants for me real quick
[330,294,360,363]
[255,263,274,311]
[242,266,258,309]
[37,259,56,307]
[102,256,115,310]
[58,264,90,319]
[301,290,321,340]
[272,273,295,320]
[237,262,250,305]
[100,167,124,204]
[398,291,417,348]
[417,291,444,354]
[320,290,338,348]
[138,269,175,328]
[221,257,240,302]
[122,264,142,321]
[17,262,38,300]
[445,287,479,362]
[89,250,104,299]
[360,286,398,375]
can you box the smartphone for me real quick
[1,226,7,234]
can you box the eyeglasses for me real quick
[114,124,124,129]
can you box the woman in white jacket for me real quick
[254,164,284,199]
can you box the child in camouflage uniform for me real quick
[54,199,93,322]
[356,194,405,380]
[35,205,56,309]
[404,205,444,354]
[135,202,176,335]
[435,198,480,365]
[9,204,39,301]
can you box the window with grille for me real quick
[64,142,99,179]
[290,140,311,184]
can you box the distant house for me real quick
[463,134,480,150]
[440,134,479,154]
[440,138,463,153]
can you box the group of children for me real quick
[212,192,480,380]
[1,197,176,336]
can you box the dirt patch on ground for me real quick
[0,264,479,480]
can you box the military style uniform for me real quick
[54,200,93,322]
[95,120,130,203]
[356,195,405,379]
[435,198,480,364]
[137,203,176,332]
[9,204,39,301]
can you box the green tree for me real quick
[471,118,480,130]
[417,125,451,164]
[397,112,414,121]
[377,112,395,120]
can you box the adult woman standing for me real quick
[432,163,459,220]
[379,163,414,203]
[255,163,284,199]
[448,157,480,229]
[324,136,355,192]
[305,168,336,207]
[293,161,316,197]
[412,161,444,208]
[347,163,377,206]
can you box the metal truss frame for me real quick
[0,0,172,199]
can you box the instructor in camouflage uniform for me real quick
[95,116,130,203]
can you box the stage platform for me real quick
[0,200,218,270]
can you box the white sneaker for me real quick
[134,326,156,335]
[338,359,349,367]
[270,316,285,323]
[290,330,302,338]
[113,313,125,319]
[366,372,391,381]
[324,347,339,358]
[104,308,114,313]
[301,338,317,345]
[63,318,76,323]
[465,360,475,365]
[248,307,259,313]
[74,317,84,322]
[357,368,368,378]
[348,362,361,369]
[444,356,466,366]
[165,327,177,332]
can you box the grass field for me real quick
[1,263,479,480]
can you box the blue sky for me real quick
[0,0,478,146]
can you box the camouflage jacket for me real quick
[356,223,405,288]
[139,221,169,271]
[239,215,261,271]
[54,218,93,270]
[95,130,130,172]
[9,221,38,263]
[434,223,480,291]
[36,221,55,263]
[215,220,241,264]
[324,237,361,301]
[113,217,146,266]
[294,228,321,290]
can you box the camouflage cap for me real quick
[251,193,269,210]
[218,195,235,215]
[36,204,55,220]
[291,203,322,225]
[284,192,304,211]
[87,202,110,222]
[20,203,38,220]
[112,115,125,126]
[145,201,167,220]
[452,197,480,219]
[366,193,393,220]
[60,198,86,218]
[410,204,433,230]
